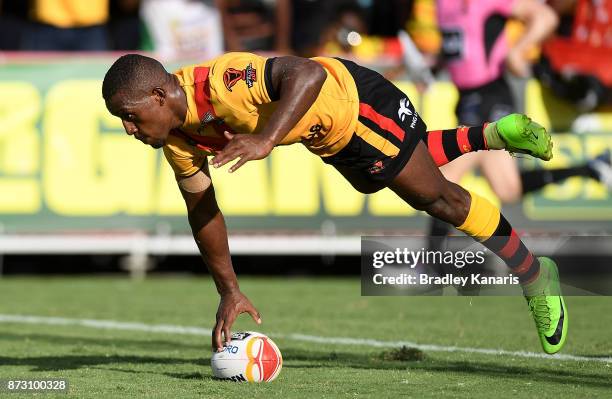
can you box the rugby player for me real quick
[102,52,567,354]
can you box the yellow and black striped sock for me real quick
[457,191,540,285]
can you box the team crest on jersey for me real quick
[224,63,257,92]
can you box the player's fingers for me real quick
[210,149,232,167]
[248,307,262,325]
[211,147,243,168]
[228,156,250,173]
[223,324,232,347]
[224,130,235,140]
[222,311,238,345]
[213,319,224,352]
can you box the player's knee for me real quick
[422,184,470,226]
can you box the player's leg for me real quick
[430,75,552,164]
[518,150,612,192]
[422,113,553,166]
[424,152,516,295]
[478,151,523,203]
[422,152,481,279]
[330,60,567,353]
[478,149,612,195]
[426,152,483,251]
[425,78,523,261]
[388,142,568,354]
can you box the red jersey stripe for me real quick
[358,103,405,142]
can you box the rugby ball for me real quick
[211,332,282,382]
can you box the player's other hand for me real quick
[213,289,262,352]
[210,131,274,173]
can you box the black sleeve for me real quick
[264,57,280,102]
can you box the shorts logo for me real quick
[398,97,418,129]
[368,160,386,174]
[224,63,257,92]
[398,98,412,122]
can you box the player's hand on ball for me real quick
[210,131,274,173]
[213,289,262,352]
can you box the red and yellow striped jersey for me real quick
[163,52,360,177]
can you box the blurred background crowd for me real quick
[0,0,610,111]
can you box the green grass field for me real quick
[0,276,611,398]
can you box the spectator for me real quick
[320,2,368,55]
[535,0,612,111]
[0,1,28,50]
[140,0,223,59]
[369,0,413,38]
[317,1,406,62]
[108,0,141,51]
[215,0,290,52]
[284,0,343,57]
[21,0,111,50]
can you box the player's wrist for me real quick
[260,134,277,149]
[217,283,241,296]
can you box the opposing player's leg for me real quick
[519,149,612,192]
[387,142,568,354]
[423,113,553,167]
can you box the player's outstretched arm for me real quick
[177,166,261,352]
[507,0,559,77]
[210,55,327,172]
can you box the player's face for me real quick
[106,92,173,149]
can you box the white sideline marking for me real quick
[0,314,610,364]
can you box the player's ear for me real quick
[152,87,166,105]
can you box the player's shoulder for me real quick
[208,52,269,83]
[173,60,213,87]
[163,133,190,159]
[174,52,269,91]
[163,133,207,159]
[209,52,266,70]
[172,53,252,84]
[163,133,211,178]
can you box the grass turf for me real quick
[0,276,611,398]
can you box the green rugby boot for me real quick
[485,114,553,161]
[524,257,568,354]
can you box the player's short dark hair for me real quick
[102,54,168,100]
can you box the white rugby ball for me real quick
[211,331,282,382]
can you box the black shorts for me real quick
[323,59,427,194]
[456,76,515,125]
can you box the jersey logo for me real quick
[198,111,223,134]
[202,111,216,124]
[224,63,257,92]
